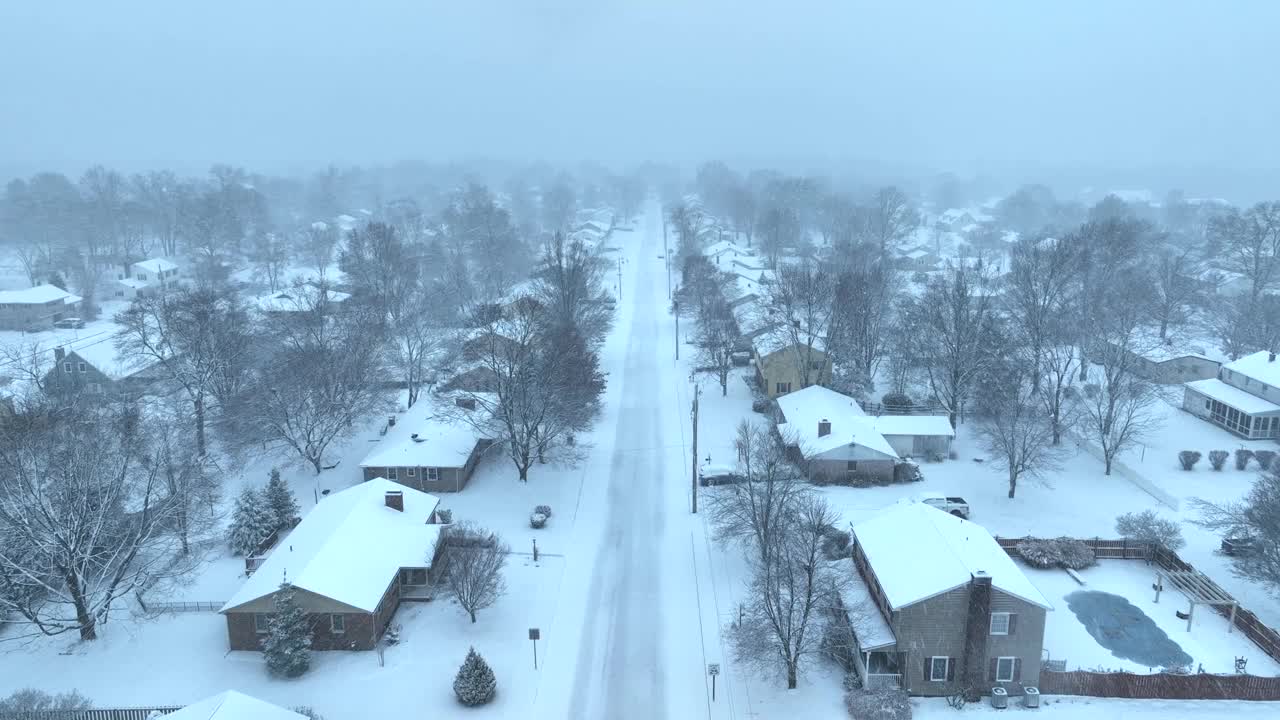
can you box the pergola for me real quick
[1154,569,1239,633]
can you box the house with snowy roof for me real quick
[0,284,82,330]
[1182,350,1280,440]
[360,393,497,492]
[40,339,165,398]
[751,326,831,398]
[162,690,306,719]
[846,501,1050,696]
[220,478,445,651]
[776,386,953,483]
[896,246,941,272]
[1105,330,1224,384]
[254,284,352,313]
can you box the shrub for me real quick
[292,708,325,720]
[821,528,852,560]
[1016,537,1096,569]
[1016,538,1061,569]
[0,689,92,713]
[1235,449,1254,471]
[881,392,912,411]
[453,647,497,706]
[435,508,453,524]
[1178,451,1202,471]
[263,582,312,677]
[1255,450,1277,471]
[947,449,959,460]
[534,504,553,518]
[752,398,771,413]
[842,671,862,692]
[1209,450,1229,471]
[529,512,548,529]
[1056,537,1098,570]
[845,688,911,720]
[1115,509,1186,551]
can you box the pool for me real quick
[1065,590,1193,669]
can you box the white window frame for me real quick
[990,612,1011,635]
[406,467,416,477]
[330,614,345,634]
[995,656,1016,683]
[426,467,440,481]
[929,656,950,682]
[253,613,270,634]
[63,362,72,373]
[78,362,87,373]
[387,467,397,480]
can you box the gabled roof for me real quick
[162,691,305,720]
[775,385,898,458]
[0,284,81,305]
[221,478,442,614]
[255,285,352,313]
[360,393,495,469]
[1186,378,1280,415]
[864,415,955,438]
[134,257,179,273]
[853,502,1051,611]
[1223,350,1280,388]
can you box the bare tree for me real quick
[1191,467,1280,598]
[534,232,613,345]
[1147,246,1205,341]
[696,295,738,396]
[249,231,290,292]
[146,398,222,555]
[828,247,898,393]
[765,260,835,389]
[668,201,709,261]
[541,180,577,233]
[856,186,919,260]
[731,494,849,689]
[706,421,809,564]
[1003,236,1080,389]
[389,295,451,409]
[1209,202,1280,305]
[756,206,799,270]
[977,374,1061,498]
[0,403,193,641]
[1038,340,1079,445]
[435,523,509,623]
[296,222,339,280]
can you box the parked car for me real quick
[699,463,746,487]
[54,317,85,329]
[914,492,970,518]
[1221,536,1256,556]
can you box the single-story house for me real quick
[1183,350,1280,440]
[255,284,352,313]
[0,284,82,330]
[897,246,941,272]
[220,478,445,651]
[360,393,497,492]
[1105,332,1224,384]
[752,328,832,398]
[847,501,1050,696]
[162,691,306,719]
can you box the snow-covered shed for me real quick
[847,501,1050,696]
[162,690,306,719]
[360,393,498,492]
[220,478,444,651]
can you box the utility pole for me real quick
[691,381,700,514]
[617,257,623,303]
[674,300,679,360]
[663,216,671,299]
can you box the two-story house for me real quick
[1182,350,1280,440]
[751,326,832,398]
[0,284,82,330]
[41,342,163,398]
[114,257,182,299]
[847,501,1051,697]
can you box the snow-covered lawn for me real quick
[1028,560,1279,675]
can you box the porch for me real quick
[1184,379,1280,440]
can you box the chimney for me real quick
[456,397,477,410]
[1270,352,1276,362]
[818,419,831,437]
[960,571,993,698]
[388,415,396,427]
[54,347,65,362]
[385,490,404,512]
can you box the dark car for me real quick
[699,463,746,487]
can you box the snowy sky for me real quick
[2,1,1278,182]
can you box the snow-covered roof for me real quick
[255,285,352,313]
[134,257,179,274]
[1186,378,1280,415]
[843,572,896,651]
[853,502,1051,611]
[902,248,934,260]
[360,393,495,470]
[752,326,827,357]
[704,239,751,259]
[0,284,81,305]
[1223,350,1280,388]
[117,277,151,290]
[863,415,955,438]
[776,385,898,459]
[221,478,442,614]
[163,691,305,720]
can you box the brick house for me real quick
[220,479,445,651]
[1182,350,1280,440]
[846,502,1050,696]
[0,284,82,330]
[360,393,497,493]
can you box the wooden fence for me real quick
[0,708,182,720]
[139,600,223,614]
[1038,669,1280,700]
[995,537,1280,667]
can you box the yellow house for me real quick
[753,328,832,397]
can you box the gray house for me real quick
[847,502,1051,697]
[1182,350,1280,439]
[360,392,497,493]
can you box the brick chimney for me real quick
[961,571,993,698]
[818,419,831,437]
[385,490,404,512]
[54,347,65,362]
[1270,351,1276,362]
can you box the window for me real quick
[929,656,950,682]
[810,359,824,370]
[995,656,1017,683]
[137,273,147,281]
[253,613,270,634]
[63,362,72,373]
[387,467,397,480]
[990,612,1011,635]
[330,614,345,634]
[426,467,440,481]
[78,362,86,373]
[407,467,416,477]
[775,382,791,395]
[400,568,427,586]
[89,383,102,394]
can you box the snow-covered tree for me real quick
[1192,466,1280,598]
[453,647,497,706]
[695,295,738,396]
[764,259,835,390]
[436,523,508,623]
[707,421,810,565]
[263,468,300,531]
[263,581,312,678]
[0,688,92,713]
[227,487,275,556]
[977,373,1061,498]
[1115,510,1185,552]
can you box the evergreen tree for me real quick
[263,581,312,678]
[452,647,497,706]
[263,468,300,530]
[227,486,274,556]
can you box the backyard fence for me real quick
[0,708,182,720]
[139,600,224,614]
[1037,669,1280,700]
[993,536,1150,561]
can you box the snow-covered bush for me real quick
[0,688,92,713]
[535,504,552,518]
[227,486,276,556]
[1016,538,1061,569]
[821,527,852,560]
[1178,451,1201,471]
[453,647,497,706]
[292,707,325,720]
[1236,449,1255,471]
[1056,537,1097,570]
[845,687,911,720]
[435,508,453,524]
[1016,537,1096,569]
[1115,509,1186,551]
[529,512,548,529]
[752,398,771,414]
[1209,450,1229,471]
[264,468,300,530]
[881,392,912,411]
[1255,450,1277,471]
[264,582,312,678]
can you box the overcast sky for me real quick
[2,1,1277,189]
